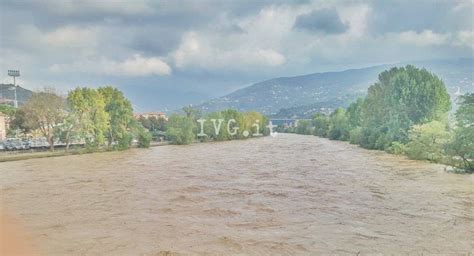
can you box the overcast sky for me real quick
[0,0,473,110]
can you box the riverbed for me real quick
[1,134,473,255]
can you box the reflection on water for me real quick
[1,134,473,255]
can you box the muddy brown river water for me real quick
[1,134,473,255]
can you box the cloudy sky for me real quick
[0,0,473,110]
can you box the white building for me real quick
[134,111,168,121]
[0,112,7,140]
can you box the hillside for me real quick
[0,84,34,106]
[196,59,473,117]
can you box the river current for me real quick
[1,134,473,255]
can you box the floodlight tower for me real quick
[7,70,20,108]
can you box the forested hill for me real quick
[0,84,34,106]
[195,58,473,117]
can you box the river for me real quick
[1,134,473,255]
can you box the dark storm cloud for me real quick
[1,0,300,29]
[0,0,303,57]
[293,8,348,34]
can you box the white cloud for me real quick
[173,31,286,70]
[391,30,449,47]
[170,3,377,71]
[255,49,286,66]
[43,26,99,49]
[14,25,100,53]
[338,4,371,38]
[106,54,172,76]
[455,30,474,49]
[171,5,299,70]
[3,0,472,92]
[41,0,154,16]
[49,54,171,77]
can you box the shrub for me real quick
[296,120,313,135]
[166,115,195,145]
[386,141,406,155]
[116,133,133,150]
[327,108,350,141]
[349,127,363,144]
[405,121,450,162]
[137,131,152,148]
[313,113,330,137]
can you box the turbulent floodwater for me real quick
[0,134,473,255]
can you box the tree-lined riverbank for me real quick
[284,66,473,173]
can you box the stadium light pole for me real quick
[7,70,20,108]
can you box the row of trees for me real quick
[2,92,270,149]
[7,87,151,151]
[290,66,472,172]
[165,108,269,145]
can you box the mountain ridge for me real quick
[195,58,473,117]
[0,84,34,106]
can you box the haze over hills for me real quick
[195,58,473,118]
[0,84,34,106]
[2,59,472,119]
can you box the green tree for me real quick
[68,87,109,149]
[360,66,451,149]
[98,86,134,150]
[148,116,167,131]
[328,108,350,140]
[346,98,364,128]
[202,111,228,141]
[166,114,195,145]
[138,116,151,130]
[21,89,66,150]
[138,116,168,138]
[349,127,363,145]
[243,111,268,137]
[156,117,168,131]
[137,129,152,148]
[447,93,473,172]
[9,109,31,134]
[312,113,330,137]
[55,112,80,151]
[295,120,312,135]
[0,104,16,117]
[405,121,450,162]
[454,93,473,128]
[182,105,201,120]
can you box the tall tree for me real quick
[55,110,80,151]
[21,89,66,150]
[405,121,450,162]
[166,114,195,145]
[182,105,201,120]
[312,113,330,137]
[327,108,350,140]
[360,66,451,149]
[98,86,134,149]
[68,88,109,148]
[346,98,364,128]
[447,93,473,172]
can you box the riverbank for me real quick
[0,149,82,163]
[0,137,268,163]
[0,142,170,163]
[288,131,472,174]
